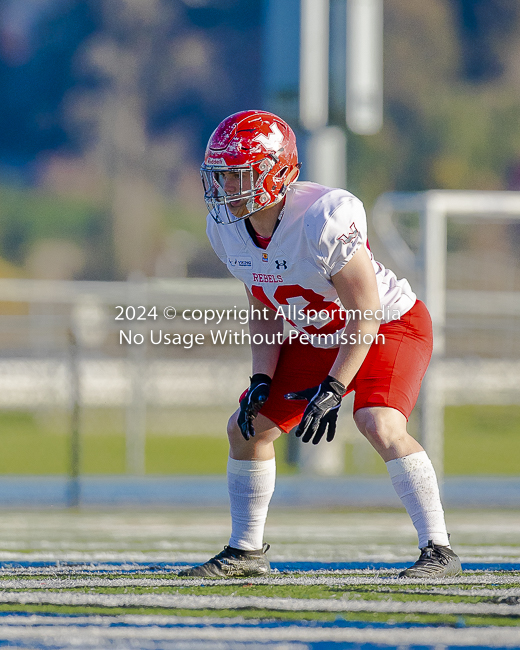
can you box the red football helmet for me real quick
[201,110,301,224]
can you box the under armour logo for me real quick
[275,259,287,270]
[253,123,284,152]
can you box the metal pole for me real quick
[126,338,147,475]
[419,193,448,481]
[68,328,81,508]
[346,0,384,135]
[125,275,147,475]
[423,193,447,356]
[300,0,330,131]
[306,126,347,188]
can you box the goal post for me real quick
[372,190,520,480]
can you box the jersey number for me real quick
[251,284,345,335]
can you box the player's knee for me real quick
[354,409,380,443]
[354,408,400,447]
[226,411,282,449]
[227,412,241,444]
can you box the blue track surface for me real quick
[0,560,519,572]
[0,476,519,508]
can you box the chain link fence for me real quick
[0,279,252,474]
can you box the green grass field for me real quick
[0,510,517,648]
[0,404,519,475]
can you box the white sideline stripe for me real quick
[1,576,519,591]
[0,570,519,584]
[0,591,519,616]
[0,624,519,647]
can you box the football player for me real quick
[179,110,461,579]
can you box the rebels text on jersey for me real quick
[206,182,416,349]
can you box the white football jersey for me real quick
[206,182,416,348]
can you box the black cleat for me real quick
[399,540,462,578]
[178,543,271,578]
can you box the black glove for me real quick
[284,375,345,444]
[237,373,272,441]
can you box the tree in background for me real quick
[450,0,520,82]
[1,0,520,279]
[0,0,261,279]
[0,0,97,162]
[347,0,520,204]
[67,0,261,278]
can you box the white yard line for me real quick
[0,576,519,590]
[0,590,519,616]
[173,572,520,587]
[0,569,519,582]
[375,586,520,598]
[0,623,519,647]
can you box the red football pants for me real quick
[249,300,433,433]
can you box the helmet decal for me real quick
[253,123,284,153]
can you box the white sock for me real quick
[386,451,449,549]
[227,457,276,551]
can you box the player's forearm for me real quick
[329,246,382,388]
[328,317,380,387]
[249,314,284,378]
